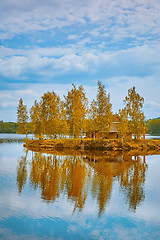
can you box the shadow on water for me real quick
[17,149,148,216]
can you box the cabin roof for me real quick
[110,122,120,133]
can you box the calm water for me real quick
[0,134,160,240]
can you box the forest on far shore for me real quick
[0,121,31,134]
[0,121,18,133]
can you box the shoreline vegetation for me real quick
[24,138,160,155]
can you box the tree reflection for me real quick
[17,150,28,194]
[91,162,113,216]
[29,154,90,210]
[66,157,89,212]
[119,156,147,211]
[17,151,148,215]
[30,154,61,202]
[84,153,147,214]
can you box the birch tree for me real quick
[117,108,130,140]
[40,91,61,138]
[94,81,113,138]
[30,100,43,139]
[88,99,99,139]
[64,84,88,138]
[17,98,29,137]
[124,86,145,139]
[59,101,69,138]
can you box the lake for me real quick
[0,134,160,240]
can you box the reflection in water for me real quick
[17,151,147,216]
[119,156,146,211]
[17,150,28,194]
[91,161,113,216]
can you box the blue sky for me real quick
[0,0,160,122]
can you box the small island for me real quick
[24,138,160,156]
[16,81,160,154]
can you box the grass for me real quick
[24,138,160,153]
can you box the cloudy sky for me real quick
[0,0,160,121]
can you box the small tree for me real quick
[17,98,29,137]
[124,86,145,139]
[117,108,130,140]
[30,100,43,139]
[64,84,88,138]
[88,99,99,139]
[40,91,61,138]
[58,101,69,138]
[94,81,113,138]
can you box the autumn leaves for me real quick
[17,81,145,139]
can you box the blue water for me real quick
[0,135,160,240]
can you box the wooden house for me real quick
[85,122,132,139]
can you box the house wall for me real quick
[85,131,132,139]
[107,132,119,139]
[86,132,119,139]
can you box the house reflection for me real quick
[17,151,147,215]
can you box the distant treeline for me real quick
[0,121,18,133]
[146,118,160,134]
[0,121,31,134]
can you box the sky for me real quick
[0,0,160,122]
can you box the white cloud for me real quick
[1,43,160,79]
[145,100,160,108]
[0,0,160,42]
[108,75,160,119]
[0,88,40,112]
[0,56,27,77]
